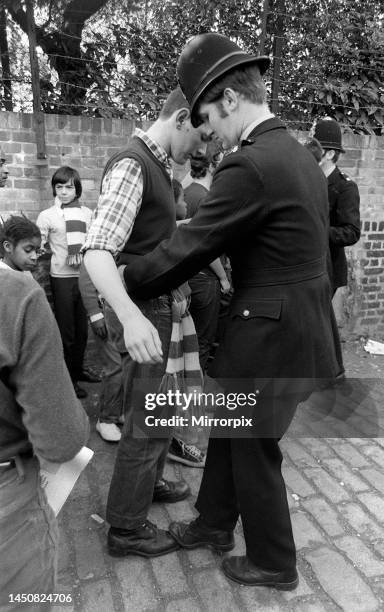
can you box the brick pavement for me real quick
[57,339,384,612]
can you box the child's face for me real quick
[3,236,41,272]
[175,193,187,221]
[55,180,77,205]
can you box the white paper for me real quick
[40,447,94,516]
[364,339,384,355]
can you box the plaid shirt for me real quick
[83,129,173,256]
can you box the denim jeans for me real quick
[104,296,174,529]
[93,327,123,424]
[188,273,221,371]
[0,457,59,611]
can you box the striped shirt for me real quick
[83,129,173,256]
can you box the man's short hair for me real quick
[199,64,267,107]
[160,87,190,119]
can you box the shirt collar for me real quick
[240,111,275,142]
[134,128,173,178]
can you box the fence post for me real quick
[271,0,285,115]
[25,0,46,159]
[0,5,13,110]
[259,0,270,55]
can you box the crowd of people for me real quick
[0,32,360,608]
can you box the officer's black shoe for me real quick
[222,556,299,590]
[169,517,234,551]
[108,521,179,557]
[152,478,190,503]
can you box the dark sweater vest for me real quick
[102,137,176,260]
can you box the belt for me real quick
[235,256,326,288]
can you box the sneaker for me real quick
[167,438,206,468]
[96,420,121,442]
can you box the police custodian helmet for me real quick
[313,118,345,153]
[177,33,270,127]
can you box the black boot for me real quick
[153,478,190,503]
[222,556,299,590]
[169,517,234,551]
[108,521,179,558]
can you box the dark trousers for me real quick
[189,273,221,371]
[105,296,173,529]
[196,436,296,571]
[50,276,88,382]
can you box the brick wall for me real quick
[0,110,383,338]
[0,111,152,217]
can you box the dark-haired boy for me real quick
[83,88,212,557]
[37,167,97,399]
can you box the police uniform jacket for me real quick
[327,166,360,289]
[123,118,339,391]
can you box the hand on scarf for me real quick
[122,307,163,364]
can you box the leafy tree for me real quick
[278,0,384,133]
[2,0,139,113]
[1,0,382,133]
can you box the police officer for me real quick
[314,118,361,295]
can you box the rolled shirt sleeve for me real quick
[82,158,143,256]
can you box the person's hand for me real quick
[220,278,231,294]
[123,309,163,364]
[91,318,108,340]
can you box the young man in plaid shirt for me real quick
[83,88,212,558]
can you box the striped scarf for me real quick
[158,286,203,409]
[59,197,87,267]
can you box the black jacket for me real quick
[327,166,360,289]
[123,118,339,383]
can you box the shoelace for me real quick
[182,442,204,460]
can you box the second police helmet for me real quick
[313,118,345,154]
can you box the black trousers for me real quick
[50,276,88,382]
[195,436,296,572]
[189,273,221,371]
